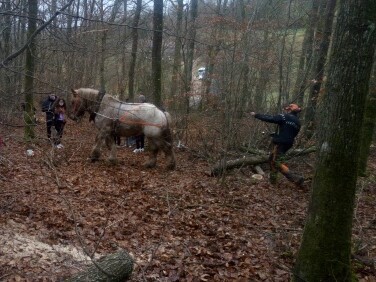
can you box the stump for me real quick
[67,250,134,282]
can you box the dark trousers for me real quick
[269,143,303,185]
[135,134,145,149]
[269,143,292,183]
[46,120,54,139]
[54,120,65,145]
[114,135,121,145]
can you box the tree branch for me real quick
[0,0,75,69]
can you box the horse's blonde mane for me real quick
[76,88,99,99]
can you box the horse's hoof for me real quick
[144,162,156,169]
[166,163,176,170]
[89,157,98,163]
[108,159,118,165]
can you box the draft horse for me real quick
[69,88,176,170]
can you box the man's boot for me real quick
[284,172,304,187]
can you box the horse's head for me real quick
[69,89,86,121]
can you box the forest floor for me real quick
[0,117,375,281]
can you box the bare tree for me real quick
[128,0,142,102]
[23,0,38,140]
[304,0,336,137]
[292,0,321,106]
[151,0,164,107]
[183,0,198,94]
[169,0,184,100]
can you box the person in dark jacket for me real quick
[41,94,57,141]
[53,98,67,148]
[133,94,146,153]
[250,104,304,186]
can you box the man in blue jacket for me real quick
[251,104,304,187]
[41,94,57,141]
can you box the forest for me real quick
[0,0,375,281]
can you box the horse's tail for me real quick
[164,111,173,127]
[162,111,174,145]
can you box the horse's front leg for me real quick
[90,130,107,162]
[106,133,117,164]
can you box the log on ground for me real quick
[67,250,134,282]
[211,147,316,176]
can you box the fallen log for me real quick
[210,147,316,176]
[67,250,134,282]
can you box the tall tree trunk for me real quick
[184,0,198,93]
[292,0,320,106]
[99,30,107,92]
[293,0,376,280]
[254,30,271,111]
[277,0,293,108]
[23,0,38,140]
[2,0,12,96]
[169,0,184,100]
[119,0,128,101]
[151,0,163,107]
[204,0,227,99]
[128,0,142,102]
[304,0,336,138]
[358,65,376,176]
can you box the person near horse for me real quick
[250,103,304,187]
[54,98,67,148]
[41,93,57,142]
[133,94,146,153]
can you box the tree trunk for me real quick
[293,0,376,280]
[292,0,320,106]
[254,30,271,111]
[184,0,198,94]
[151,0,163,107]
[169,0,184,100]
[1,0,12,97]
[67,250,134,282]
[358,66,376,176]
[23,0,38,141]
[128,0,142,102]
[119,0,128,101]
[303,0,336,138]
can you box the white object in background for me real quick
[26,149,34,156]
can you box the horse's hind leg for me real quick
[162,128,176,170]
[144,138,158,168]
[164,147,176,170]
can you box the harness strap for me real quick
[89,90,106,122]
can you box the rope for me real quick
[94,112,164,128]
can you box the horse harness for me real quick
[89,90,106,122]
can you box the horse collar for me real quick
[97,90,106,103]
[90,90,106,122]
